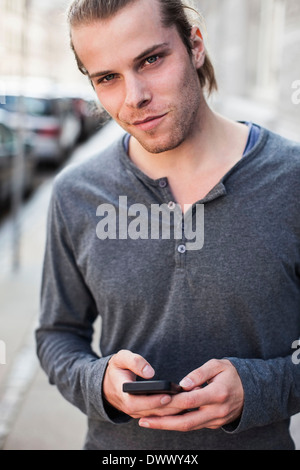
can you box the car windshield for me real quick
[0,95,54,116]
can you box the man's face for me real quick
[71,0,204,154]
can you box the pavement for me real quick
[0,120,300,450]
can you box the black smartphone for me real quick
[123,380,183,395]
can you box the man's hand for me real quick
[139,359,244,432]
[103,350,173,418]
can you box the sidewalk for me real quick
[0,121,300,450]
[0,178,87,450]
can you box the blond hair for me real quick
[67,0,218,95]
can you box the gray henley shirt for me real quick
[36,125,300,450]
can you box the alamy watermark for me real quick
[96,197,204,251]
[0,340,6,365]
[292,340,300,365]
[291,80,300,105]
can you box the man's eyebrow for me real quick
[89,43,170,79]
[133,42,170,62]
[90,69,114,79]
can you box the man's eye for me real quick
[145,55,159,65]
[98,74,116,84]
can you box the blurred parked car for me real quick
[0,116,36,207]
[55,83,108,142]
[0,77,87,165]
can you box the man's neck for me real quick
[128,106,249,210]
[128,105,247,179]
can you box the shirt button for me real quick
[168,201,176,210]
[178,244,186,254]
[159,180,168,188]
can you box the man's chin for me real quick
[133,134,185,155]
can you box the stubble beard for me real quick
[132,76,202,155]
[134,106,200,155]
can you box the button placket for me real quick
[157,178,186,269]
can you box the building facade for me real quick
[196,0,300,141]
[0,0,82,84]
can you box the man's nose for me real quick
[124,74,151,109]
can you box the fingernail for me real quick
[179,377,194,389]
[139,420,150,428]
[161,395,171,405]
[142,365,155,378]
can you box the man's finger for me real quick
[111,349,155,379]
[139,408,203,432]
[179,359,227,390]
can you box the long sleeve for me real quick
[225,354,300,433]
[36,183,113,422]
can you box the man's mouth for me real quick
[132,113,168,131]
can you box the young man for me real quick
[36,0,300,450]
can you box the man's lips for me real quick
[131,113,168,131]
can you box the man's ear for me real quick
[190,26,205,69]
